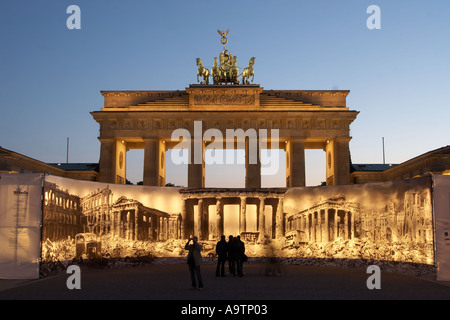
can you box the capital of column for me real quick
[328,137,352,143]
[142,137,159,143]
[98,137,115,143]
[288,138,306,143]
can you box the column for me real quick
[317,211,322,242]
[98,138,116,183]
[143,139,158,186]
[258,197,265,242]
[287,139,306,187]
[311,212,316,242]
[334,210,339,240]
[195,199,203,238]
[181,199,186,239]
[335,138,351,185]
[325,138,351,186]
[344,211,349,240]
[201,202,209,240]
[127,211,132,240]
[305,214,310,242]
[188,139,205,188]
[350,210,355,239]
[245,136,261,188]
[216,198,224,237]
[275,197,284,239]
[164,217,169,240]
[239,197,247,234]
[111,210,116,238]
[158,217,162,241]
[134,210,138,240]
[324,209,329,242]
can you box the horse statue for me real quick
[212,57,220,84]
[196,58,210,85]
[230,56,239,84]
[242,57,255,84]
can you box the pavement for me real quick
[0,262,450,301]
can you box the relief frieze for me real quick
[194,93,255,105]
[102,118,347,133]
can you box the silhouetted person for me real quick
[227,235,236,276]
[215,235,227,277]
[185,236,204,289]
[235,235,246,277]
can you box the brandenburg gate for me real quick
[91,30,358,189]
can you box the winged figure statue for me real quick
[217,29,229,37]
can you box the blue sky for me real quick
[1,0,449,187]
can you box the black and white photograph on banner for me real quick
[1,0,450,311]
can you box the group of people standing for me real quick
[215,235,246,278]
[184,234,247,290]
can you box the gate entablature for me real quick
[99,86,350,111]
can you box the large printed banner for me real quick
[1,173,445,279]
[433,175,450,281]
[41,174,435,268]
[0,173,43,279]
[42,175,183,262]
[283,176,434,265]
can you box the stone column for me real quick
[275,197,284,239]
[287,139,306,187]
[126,211,131,240]
[326,138,351,186]
[134,210,138,241]
[344,211,349,240]
[196,199,203,238]
[181,199,186,239]
[335,138,351,185]
[239,197,247,235]
[98,138,116,183]
[165,217,169,240]
[158,217,162,241]
[245,136,261,188]
[324,209,329,242]
[311,212,316,242]
[216,198,224,237]
[317,210,322,242]
[350,210,355,239]
[305,214,310,242]
[258,197,265,242]
[334,211,339,240]
[143,139,158,186]
[201,202,209,240]
[188,139,205,188]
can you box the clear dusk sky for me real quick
[1,0,449,187]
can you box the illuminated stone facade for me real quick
[179,188,286,242]
[285,195,359,243]
[111,196,181,241]
[80,186,113,236]
[43,182,83,241]
[286,187,432,249]
[80,185,181,241]
[91,85,359,187]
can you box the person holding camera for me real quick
[185,236,204,290]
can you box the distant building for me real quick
[351,145,450,184]
[43,181,83,241]
[0,146,98,181]
[80,186,113,236]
